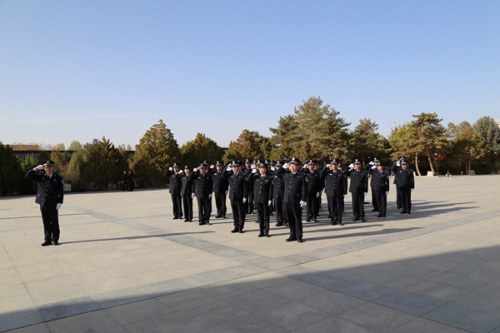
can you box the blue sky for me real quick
[1,0,499,149]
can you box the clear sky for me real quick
[1,0,499,149]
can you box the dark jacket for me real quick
[26,170,64,206]
[164,170,183,194]
[250,173,273,204]
[319,168,347,196]
[275,167,307,204]
[192,172,213,199]
[347,168,369,194]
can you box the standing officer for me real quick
[226,161,248,233]
[164,163,183,220]
[248,162,274,237]
[192,163,213,225]
[346,159,369,222]
[181,165,194,222]
[391,156,406,209]
[26,160,64,246]
[304,160,321,222]
[243,159,255,215]
[371,162,390,217]
[272,161,286,227]
[366,158,381,212]
[211,161,228,218]
[395,160,415,214]
[319,158,347,225]
[275,157,307,243]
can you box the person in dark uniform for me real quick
[337,163,347,213]
[226,161,248,233]
[164,163,183,219]
[304,160,321,222]
[314,161,324,216]
[26,160,64,246]
[122,170,129,191]
[319,158,347,225]
[366,158,381,212]
[346,159,369,222]
[127,170,135,191]
[395,160,415,214]
[211,161,228,218]
[275,157,307,243]
[272,161,286,227]
[391,156,406,209]
[181,165,194,222]
[243,159,255,215]
[192,163,213,225]
[370,162,390,217]
[248,162,274,237]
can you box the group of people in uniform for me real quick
[25,156,415,247]
[164,156,415,244]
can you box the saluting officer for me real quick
[192,163,213,225]
[366,158,381,212]
[370,162,390,217]
[226,161,248,233]
[304,160,321,222]
[211,161,228,218]
[249,162,274,237]
[346,159,369,222]
[395,160,415,214]
[181,165,194,222]
[319,158,347,225]
[26,160,64,246]
[164,163,183,220]
[275,157,308,243]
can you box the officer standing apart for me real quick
[249,162,274,237]
[226,161,248,233]
[319,158,347,226]
[164,164,183,220]
[395,160,415,214]
[347,159,369,222]
[192,163,213,225]
[275,157,307,243]
[26,160,64,246]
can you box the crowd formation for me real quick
[25,157,415,246]
[164,157,415,243]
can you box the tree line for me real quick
[1,97,499,195]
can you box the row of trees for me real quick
[1,97,499,195]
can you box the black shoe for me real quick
[361,218,366,222]
[339,221,344,226]
[306,219,311,222]
[41,241,52,246]
[206,221,212,225]
[199,222,206,225]
[331,222,338,225]
[53,240,59,246]
[297,239,303,243]
[397,206,402,209]
[239,229,244,233]
[407,212,411,214]
[400,211,407,214]
[173,217,179,220]
[231,228,238,233]
[184,219,189,222]
[266,233,270,237]
[353,218,360,221]
[215,215,222,218]
[276,223,283,227]
[372,209,378,212]
[258,233,264,237]
[286,238,296,242]
[377,214,382,217]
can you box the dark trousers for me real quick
[40,204,59,241]
[196,197,211,224]
[182,195,193,221]
[371,188,378,210]
[247,192,254,214]
[214,192,227,217]
[396,186,402,208]
[231,199,246,230]
[375,191,387,216]
[400,188,412,213]
[285,202,303,240]
[257,203,270,235]
[171,192,183,218]
[306,194,318,221]
[352,192,365,220]
[327,195,343,224]
[274,197,285,225]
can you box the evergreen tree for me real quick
[181,133,225,168]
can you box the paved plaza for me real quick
[1,174,500,332]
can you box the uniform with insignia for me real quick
[164,164,183,219]
[304,160,321,222]
[181,166,195,222]
[225,161,248,233]
[192,164,213,225]
[347,159,369,222]
[395,161,415,214]
[211,161,228,218]
[272,162,286,226]
[26,160,64,246]
[248,163,274,237]
[319,159,347,225]
[370,165,390,217]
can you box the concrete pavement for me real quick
[1,175,500,332]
